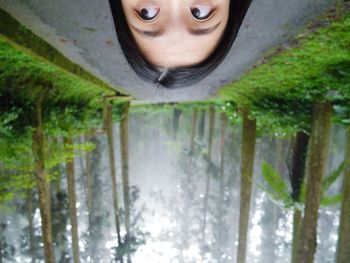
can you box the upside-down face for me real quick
[121,0,230,68]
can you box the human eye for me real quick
[190,5,214,21]
[137,7,160,21]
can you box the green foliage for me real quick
[44,106,102,138]
[0,134,35,210]
[322,162,344,194]
[0,133,33,173]
[0,35,109,105]
[223,101,297,137]
[62,141,95,162]
[103,99,130,122]
[320,194,342,206]
[334,105,350,125]
[260,160,344,209]
[259,161,294,208]
[220,101,241,125]
[221,12,350,104]
[319,162,344,206]
[0,34,127,136]
[0,10,128,211]
[0,133,95,210]
[0,108,23,138]
[0,9,117,92]
[253,109,303,137]
[0,34,126,207]
[0,192,14,211]
[220,11,350,126]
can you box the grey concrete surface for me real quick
[0,0,336,102]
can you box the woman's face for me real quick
[121,0,230,68]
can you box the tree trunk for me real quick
[292,208,302,263]
[46,180,52,228]
[275,139,285,175]
[260,139,281,263]
[64,137,80,263]
[201,106,215,260]
[198,109,206,141]
[190,109,198,155]
[237,109,257,263]
[179,108,199,256]
[290,131,310,202]
[84,133,93,230]
[54,139,63,192]
[218,113,227,248]
[120,103,131,263]
[46,137,55,220]
[26,189,36,263]
[220,113,227,180]
[290,131,310,263]
[188,109,198,180]
[335,125,350,263]
[105,103,123,248]
[120,103,131,234]
[32,98,56,263]
[296,102,332,263]
[173,108,182,140]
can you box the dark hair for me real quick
[108,0,252,88]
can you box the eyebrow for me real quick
[131,21,221,38]
[189,21,222,36]
[130,24,163,37]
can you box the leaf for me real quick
[257,183,280,201]
[320,194,342,206]
[299,163,343,205]
[260,160,293,207]
[322,162,344,194]
[257,183,292,208]
[261,160,290,199]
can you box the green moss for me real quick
[0,34,114,103]
[219,12,350,108]
[219,9,350,133]
[0,8,121,93]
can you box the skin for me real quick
[121,0,230,68]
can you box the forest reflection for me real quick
[0,102,348,263]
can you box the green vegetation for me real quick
[220,11,350,105]
[0,31,128,210]
[0,9,118,92]
[220,9,350,262]
[0,134,94,210]
[220,9,350,131]
[260,161,344,209]
[0,34,119,134]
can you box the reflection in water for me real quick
[0,104,347,263]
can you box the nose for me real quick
[166,0,188,30]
